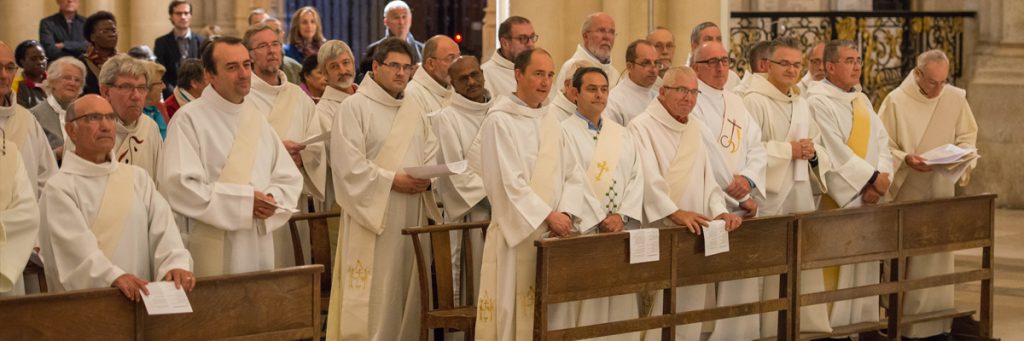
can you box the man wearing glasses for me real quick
[690,41,767,341]
[243,23,325,269]
[604,39,659,125]
[482,16,536,99]
[627,66,741,340]
[326,37,434,340]
[0,41,58,198]
[687,22,742,91]
[404,35,460,117]
[553,12,621,98]
[798,41,826,97]
[806,39,894,339]
[39,94,195,303]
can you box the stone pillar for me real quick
[0,0,46,47]
[128,1,172,50]
[965,0,1024,207]
[482,0,496,62]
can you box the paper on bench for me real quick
[703,220,730,256]
[403,160,468,179]
[140,281,193,315]
[626,228,660,264]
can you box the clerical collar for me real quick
[450,91,493,114]
[61,150,118,176]
[823,78,857,93]
[573,111,602,132]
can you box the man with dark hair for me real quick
[356,1,425,83]
[39,0,88,60]
[155,0,207,98]
[471,47,595,340]
[157,36,303,278]
[164,58,206,118]
[733,40,772,96]
[482,15,535,98]
[605,39,659,125]
[325,36,432,340]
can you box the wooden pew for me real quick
[0,265,323,341]
[289,210,340,311]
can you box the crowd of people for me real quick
[0,1,979,341]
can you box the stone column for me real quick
[0,0,46,47]
[482,0,497,62]
[966,0,1024,207]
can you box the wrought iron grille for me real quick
[729,11,974,106]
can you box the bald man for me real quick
[553,12,621,98]
[686,22,741,91]
[0,41,58,198]
[405,35,459,117]
[648,27,676,77]
[798,42,826,96]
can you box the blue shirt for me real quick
[573,111,603,132]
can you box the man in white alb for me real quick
[405,35,459,116]
[685,22,740,91]
[482,16,536,99]
[553,12,621,97]
[0,41,58,198]
[604,39,659,126]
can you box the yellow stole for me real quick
[90,164,136,258]
[585,120,626,202]
[190,105,263,276]
[266,85,300,138]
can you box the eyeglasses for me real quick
[809,58,823,66]
[430,54,460,64]
[769,59,803,70]
[1,63,18,73]
[109,83,149,94]
[381,62,415,72]
[588,28,617,37]
[57,75,84,84]
[693,57,734,67]
[662,86,701,97]
[69,112,117,124]
[831,58,864,66]
[506,34,539,45]
[251,41,283,52]
[653,42,676,50]
[629,60,658,69]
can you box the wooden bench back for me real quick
[403,222,489,312]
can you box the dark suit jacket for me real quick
[356,33,424,84]
[154,31,206,97]
[39,12,88,60]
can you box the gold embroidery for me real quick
[518,285,536,309]
[719,118,742,153]
[478,291,495,322]
[347,260,370,289]
[595,161,609,181]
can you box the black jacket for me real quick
[154,31,206,97]
[39,12,88,60]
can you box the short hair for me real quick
[318,40,354,73]
[915,49,949,70]
[202,36,245,75]
[371,37,414,64]
[689,21,718,45]
[98,54,149,87]
[581,13,600,34]
[43,57,87,94]
[127,44,156,61]
[168,0,191,15]
[383,0,410,17]
[300,55,318,84]
[14,40,42,67]
[747,40,772,72]
[66,97,80,121]
[512,48,550,73]
[84,11,117,43]
[823,39,859,64]
[176,58,205,89]
[498,16,531,39]
[626,39,653,63]
[287,6,326,46]
[571,66,607,90]
[243,23,279,49]
[562,59,597,86]
[144,61,166,86]
[248,8,267,24]
[662,66,698,88]
[767,37,801,56]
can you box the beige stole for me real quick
[266,85,300,138]
[337,95,431,339]
[190,105,263,276]
[585,121,626,201]
[667,123,704,200]
[89,164,136,257]
[0,142,23,291]
[3,105,33,149]
[889,91,961,197]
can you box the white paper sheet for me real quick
[921,144,977,165]
[702,220,730,256]
[140,281,193,315]
[258,197,300,213]
[403,160,468,179]
[626,228,660,264]
[299,131,329,146]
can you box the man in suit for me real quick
[39,0,88,61]
[356,1,424,83]
[154,0,206,98]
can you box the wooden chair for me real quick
[288,210,340,312]
[22,253,47,293]
[402,221,489,341]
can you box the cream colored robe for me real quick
[807,79,894,329]
[878,73,978,338]
[325,76,437,341]
[604,76,657,126]
[549,91,577,122]
[797,72,818,98]
[471,95,594,341]
[0,141,39,297]
[314,85,356,211]
[0,101,58,197]
[158,86,303,275]
[742,73,834,337]
[482,50,516,100]
[553,45,621,98]
[405,67,453,116]
[65,115,163,181]
[628,99,729,341]
[39,152,192,292]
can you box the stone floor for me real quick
[952,209,1024,340]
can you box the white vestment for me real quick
[405,67,453,116]
[549,91,577,122]
[742,73,834,337]
[65,115,163,181]
[807,79,893,329]
[731,71,759,97]
[797,72,818,97]
[0,142,39,297]
[314,85,357,210]
[0,101,58,197]
[553,45,621,98]
[39,152,192,292]
[325,76,437,341]
[472,95,595,341]
[628,99,729,341]
[558,113,644,340]
[683,55,741,91]
[604,76,657,126]
[249,71,326,267]
[158,86,303,275]
[482,50,516,100]
[878,73,978,338]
